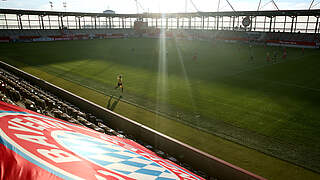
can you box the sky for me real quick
[0,0,318,14]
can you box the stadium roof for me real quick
[1,0,320,14]
[1,8,320,18]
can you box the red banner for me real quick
[0,101,203,180]
[18,36,41,40]
[266,40,316,46]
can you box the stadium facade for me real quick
[1,7,320,180]
[0,8,320,33]
[0,8,320,49]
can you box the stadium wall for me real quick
[0,28,319,48]
[0,29,134,42]
[142,29,320,48]
[0,60,266,180]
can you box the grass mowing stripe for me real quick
[226,51,319,79]
[237,76,320,92]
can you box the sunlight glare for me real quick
[156,18,168,117]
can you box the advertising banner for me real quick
[0,37,10,43]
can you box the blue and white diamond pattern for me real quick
[52,131,179,180]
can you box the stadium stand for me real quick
[0,27,318,49]
[0,68,116,135]
[0,29,134,42]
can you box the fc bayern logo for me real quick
[242,16,251,27]
[0,105,203,180]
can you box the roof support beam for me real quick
[257,0,262,11]
[0,8,320,19]
[271,0,280,11]
[309,0,315,10]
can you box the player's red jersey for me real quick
[193,55,197,61]
[282,51,287,59]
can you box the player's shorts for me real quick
[118,83,123,88]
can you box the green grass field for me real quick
[1,38,320,179]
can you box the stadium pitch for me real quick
[1,38,320,175]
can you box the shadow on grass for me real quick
[106,95,122,111]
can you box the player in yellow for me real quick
[115,75,123,93]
